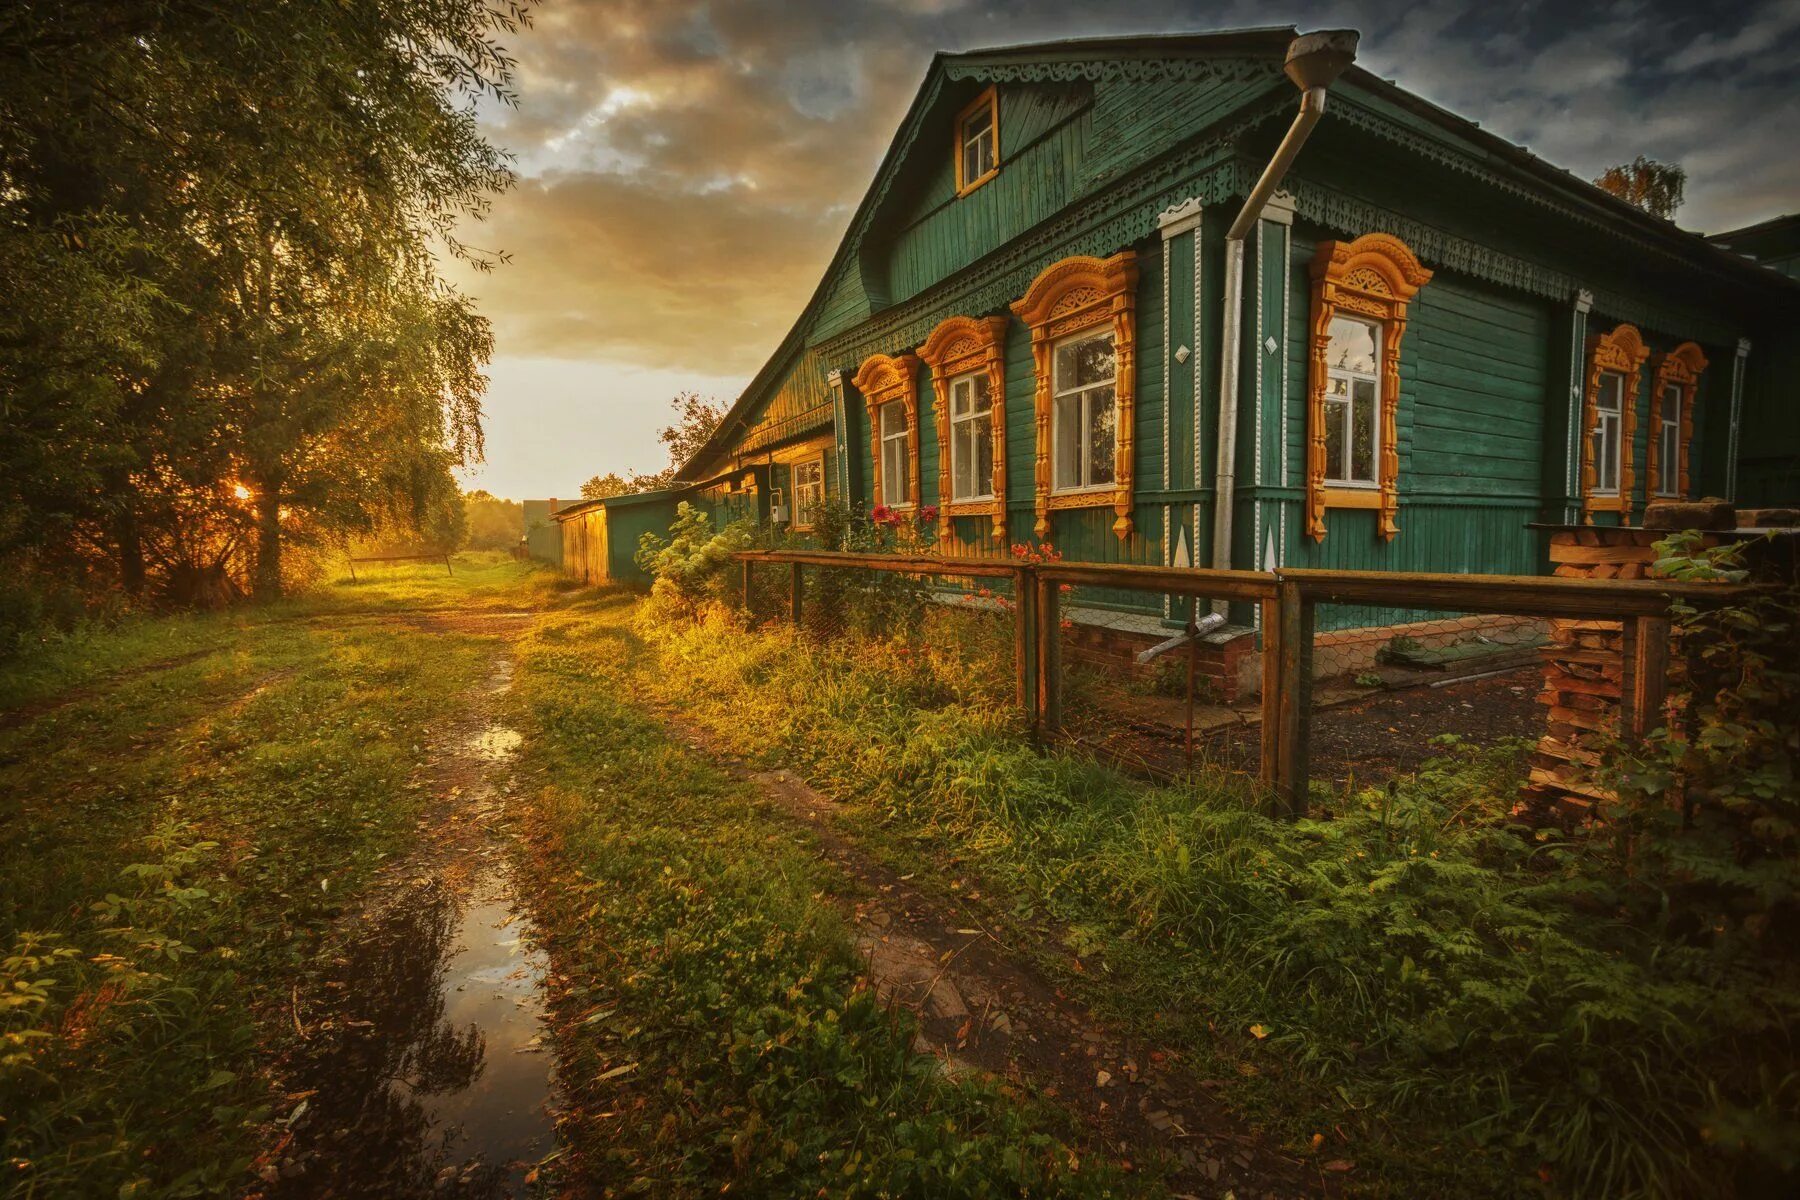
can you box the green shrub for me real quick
[635,502,750,615]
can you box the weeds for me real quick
[634,606,1800,1199]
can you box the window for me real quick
[949,373,994,500]
[920,314,1009,538]
[1646,341,1706,505]
[852,352,921,511]
[1010,251,1140,540]
[1592,372,1624,495]
[1052,331,1117,491]
[1305,233,1432,541]
[1579,323,1648,519]
[1655,383,1680,497]
[792,457,824,529]
[954,87,998,195]
[1323,316,1380,487]
[878,402,911,507]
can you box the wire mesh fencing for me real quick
[1303,604,1551,794]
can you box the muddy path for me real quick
[253,612,555,1198]
[654,707,1337,1200]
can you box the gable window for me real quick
[1579,323,1648,520]
[853,352,922,511]
[1592,372,1625,496]
[1052,331,1117,491]
[954,86,998,195]
[878,402,911,507]
[1647,341,1706,504]
[1305,233,1432,542]
[1011,251,1139,540]
[949,373,995,501]
[920,314,1009,539]
[1323,316,1380,487]
[792,457,825,529]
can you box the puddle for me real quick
[469,726,523,761]
[271,863,555,1197]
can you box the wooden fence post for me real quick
[790,561,804,627]
[1273,579,1313,817]
[741,558,753,612]
[1036,574,1062,739]
[1014,567,1037,724]
[1619,614,1671,743]
[1259,595,1282,789]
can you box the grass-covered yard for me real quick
[4,558,1793,1199]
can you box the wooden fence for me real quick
[733,549,1746,816]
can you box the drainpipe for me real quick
[1211,30,1358,611]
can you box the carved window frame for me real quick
[790,454,826,531]
[1646,341,1707,502]
[954,86,999,197]
[853,352,922,511]
[919,315,1009,540]
[1010,251,1139,541]
[1580,323,1649,521]
[1305,233,1432,542]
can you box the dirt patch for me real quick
[1302,667,1540,788]
[254,635,556,1198]
[662,715,1337,1199]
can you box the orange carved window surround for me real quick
[1580,323,1649,520]
[919,314,1009,540]
[1010,251,1139,541]
[1305,233,1432,542]
[1646,341,1707,502]
[853,352,922,510]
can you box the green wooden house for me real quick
[613,28,1800,641]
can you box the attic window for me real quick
[955,86,998,195]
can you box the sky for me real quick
[450,0,1800,501]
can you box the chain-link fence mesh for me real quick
[1305,605,1552,794]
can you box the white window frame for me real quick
[791,457,825,529]
[948,370,994,502]
[1656,382,1681,498]
[956,88,997,194]
[1593,371,1624,497]
[1324,314,1382,489]
[1050,328,1117,494]
[878,401,911,508]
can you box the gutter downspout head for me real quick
[1210,30,1357,613]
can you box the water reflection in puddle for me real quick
[273,864,554,1197]
[469,726,523,761]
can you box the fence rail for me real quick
[733,549,1749,817]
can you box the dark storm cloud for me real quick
[462,0,1800,374]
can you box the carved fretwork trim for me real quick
[1011,251,1139,541]
[1647,341,1708,501]
[852,352,922,509]
[919,315,1009,539]
[1580,324,1650,522]
[1305,233,1432,542]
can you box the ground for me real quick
[0,557,1545,1198]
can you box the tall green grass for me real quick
[635,605,1800,1199]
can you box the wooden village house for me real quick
[557,26,1800,689]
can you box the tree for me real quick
[631,392,726,490]
[1595,156,1686,221]
[0,0,531,608]
[581,473,638,500]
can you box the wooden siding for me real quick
[1084,73,1270,190]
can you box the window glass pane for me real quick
[1661,383,1680,424]
[882,433,908,505]
[1328,316,1378,374]
[1661,425,1679,494]
[1087,387,1116,485]
[974,417,993,497]
[1593,415,1617,493]
[1054,392,1081,488]
[971,372,991,414]
[1351,377,1377,483]
[1598,373,1622,412]
[1325,398,1347,483]
[951,378,971,418]
[1055,332,1114,391]
[880,402,904,438]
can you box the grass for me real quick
[629,601,1800,1200]
[0,554,547,1199]
[507,588,1146,1198]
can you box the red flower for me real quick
[918,504,940,524]
[871,504,895,526]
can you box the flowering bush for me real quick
[635,502,750,616]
